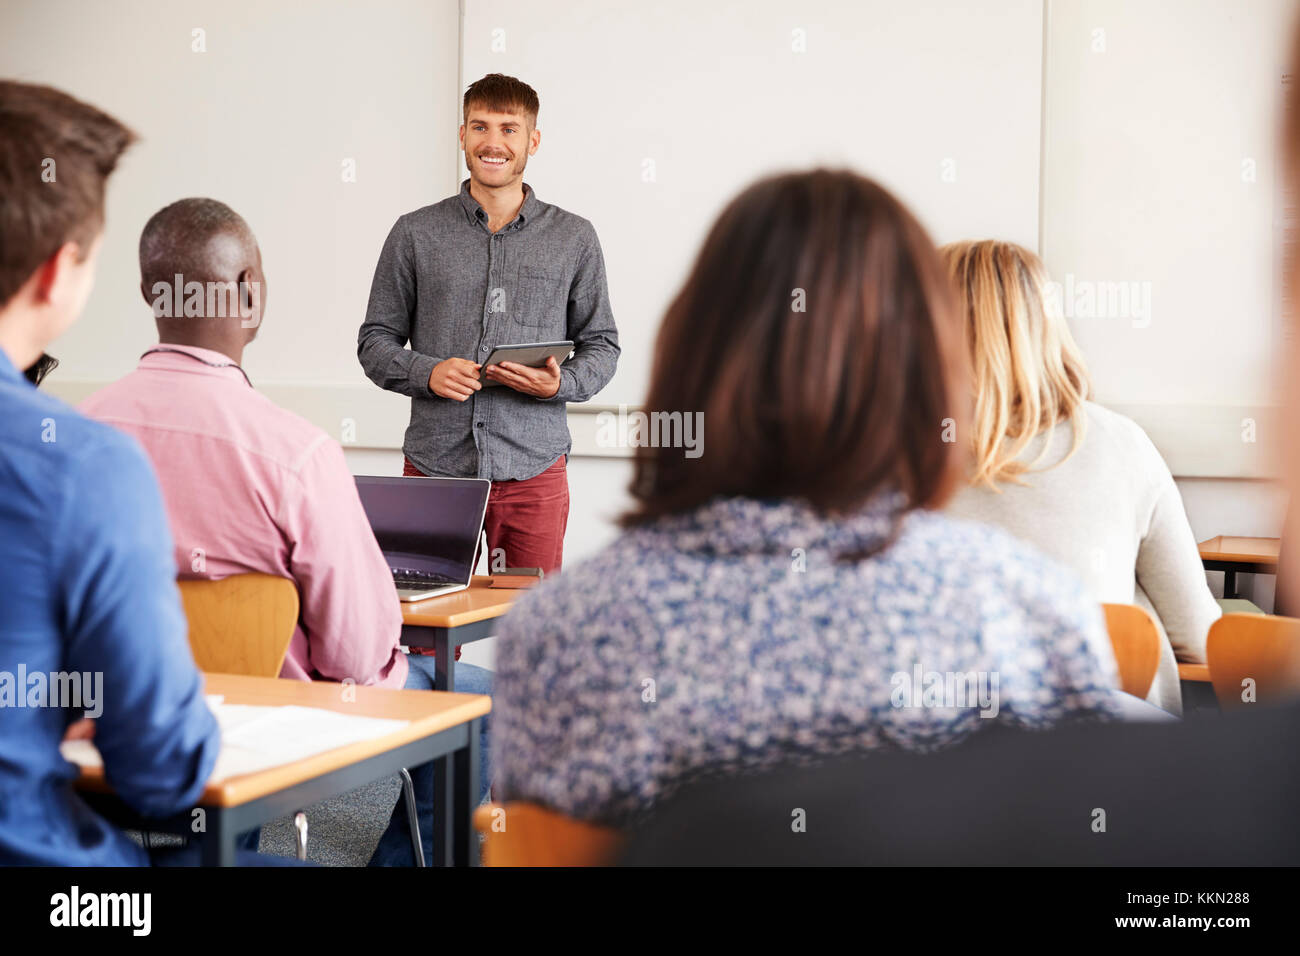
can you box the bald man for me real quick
[84,198,493,862]
[83,198,414,690]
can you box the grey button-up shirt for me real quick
[358,179,619,481]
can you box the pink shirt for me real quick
[83,345,408,688]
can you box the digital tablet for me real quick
[479,341,574,385]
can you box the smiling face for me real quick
[460,106,540,189]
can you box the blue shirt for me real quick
[0,348,219,865]
[494,493,1122,825]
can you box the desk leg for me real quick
[434,629,454,692]
[453,717,481,867]
[200,812,237,867]
[1224,569,1237,600]
[431,754,454,866]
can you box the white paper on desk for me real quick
[61,703,409,780]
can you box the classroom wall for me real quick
[0,0,460,390]
[461,0,1047,409]
[7,0,1293,669]
[1041,0,1297,606]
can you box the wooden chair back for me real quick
[1207,613,1300,710]
[178,573,298,677]
[473,802,622,866]
[1101,603,1161,699]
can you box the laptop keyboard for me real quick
[391,568,461,589]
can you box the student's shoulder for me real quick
[900,508,1093,611]
[15,386,147,469]
[7,387,160,515]
[1080,400,1160,456]
[244,396,343,477]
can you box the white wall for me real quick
[463,0,1047,408]
[1044,0,1294,411]
[0,0,461,390]
[1042,0,1298,603]
[8,0,1293,652]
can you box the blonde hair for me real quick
[940,240,1091,490]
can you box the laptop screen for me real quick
[354,476,490,584]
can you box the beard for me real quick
[469,149,527,181]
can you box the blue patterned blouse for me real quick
[493,493,1121,825]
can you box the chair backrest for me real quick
[177,573,299,677]
[1101,603,1161,699]
[1207,612,1300,710]
[473,802,622,866]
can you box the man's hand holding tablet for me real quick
[478,341,573,399]
[484,355,561,397]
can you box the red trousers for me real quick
[402,454,570,575]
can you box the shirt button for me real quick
[480,345,489,353]
[475,422,485,428]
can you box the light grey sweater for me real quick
[945,401,1220,715]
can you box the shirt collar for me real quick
[457,178,540,229]
[139,343,251,385]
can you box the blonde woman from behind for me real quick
[942,240,1218,715]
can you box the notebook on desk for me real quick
[354,475,490,602]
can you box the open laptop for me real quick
[355,475,491,602]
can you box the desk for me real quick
[401,575,523,691]
[1197,536,1280,601]
[76,673,490,867]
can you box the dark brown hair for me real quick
[0,80,136,308]
[622,168,968,527]
[463,74,539,127]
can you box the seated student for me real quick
[80,198,489,866]
[941,241,1219,715]
[0,79,222,866]
[491,169,1122,827]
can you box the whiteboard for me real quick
[1042,0,1295,410]
[464,0,1046,408]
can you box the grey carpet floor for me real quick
[129,773,404,866]
[254,774,403,866]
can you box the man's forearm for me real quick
[357,327,438,398]
[545,335,619,403]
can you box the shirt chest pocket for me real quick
[509,266,567,332]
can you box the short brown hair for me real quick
[622,168,967,528]
[0,80,135,308]
[463,73,539,127]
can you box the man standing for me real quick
[358,74,619,575]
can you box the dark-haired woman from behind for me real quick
[491,169,1121,826]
